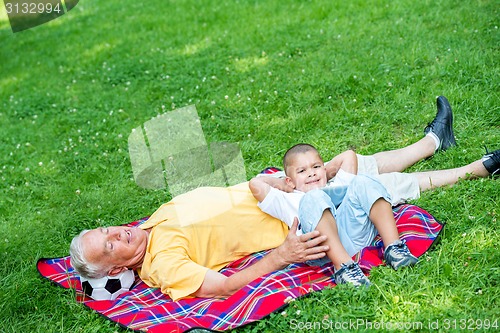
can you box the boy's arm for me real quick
[325,149,358,181]
[249,176,294,202]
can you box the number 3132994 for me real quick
[5,2,63,14]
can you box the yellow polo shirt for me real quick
[138,182,289,301]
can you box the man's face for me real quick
[286,151,327,192]
[82,226,149,275]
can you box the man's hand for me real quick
[194,217,329,299]
[275,217,329,266]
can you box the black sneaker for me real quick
[384,240,419,270]
[424,96,457,151]
[334,261,371,287]
[483,148,500,176]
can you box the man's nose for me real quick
[109,229,122,240]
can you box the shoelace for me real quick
[391,242,411,256]
[342,263,364,279]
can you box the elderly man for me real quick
[70,96,499,300]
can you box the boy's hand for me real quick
[325,149,358,180]
[249,176,294,202]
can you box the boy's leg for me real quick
[334,175,418,269]
[298,190,355,270]
[299,190,370,286]
[368,198,399,246]
[368,198,419,269]
[313,209,354,270]
[370,96,456,174]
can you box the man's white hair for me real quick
[69,229,109,279]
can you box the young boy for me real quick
[249,144,419,286]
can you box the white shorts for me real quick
[357,154,420,205]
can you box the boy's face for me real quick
[285,151,327,192]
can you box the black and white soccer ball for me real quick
[80,270,135,300]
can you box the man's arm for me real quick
[249,175,294,202]
[194,218,329,298]
[325,149,358,180]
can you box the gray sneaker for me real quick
[384,240,419,270]
[334,261,371,286]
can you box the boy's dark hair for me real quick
[282,143,322,173]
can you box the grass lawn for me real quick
[0,0,498,331]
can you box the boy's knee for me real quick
[349,175,388,198]
[301,188,329,204]
[298,189,334,234]
[351,175,385,192]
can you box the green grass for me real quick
[0,0,498,331]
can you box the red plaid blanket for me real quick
[37,204,443,332]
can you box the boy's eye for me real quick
[297,169,304,173]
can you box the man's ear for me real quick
[108,266,128,277]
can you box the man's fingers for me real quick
[304,244,329,254]
[300,230,321,242]
[290,217,299,234]
[305,252,327,261]
[303,235,327,247]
